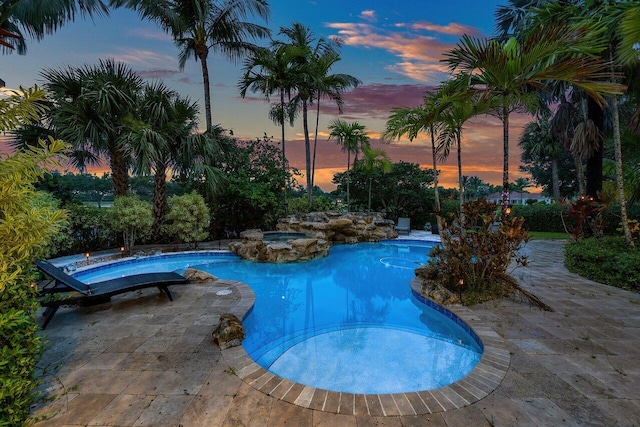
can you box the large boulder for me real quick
[183,268,218,283]
[414,265,460,306]
[212,313,245,349]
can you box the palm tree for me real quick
[519,112,563,201]
[328,119,369,211]
[357,146,391,213]
[1,0,108,54]
[443,24,624,209]
[110,0,270,131]
[125,81,224,239]
[383,91,445,232]
[41,59,143,196]
[276,22,344,210]
[239,43,306,213]
[309,49,361,194]
[436,85,482,226]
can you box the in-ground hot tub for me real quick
[262,231,308,242]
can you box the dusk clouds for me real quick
[326,12,483,83]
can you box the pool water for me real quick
[73,242,483,394]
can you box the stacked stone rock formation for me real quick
[228,229,330,263]
[276,212,397,244]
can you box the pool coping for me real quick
[221,277,510,416]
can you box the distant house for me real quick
[487,192,553,205]
[0,78,5,88]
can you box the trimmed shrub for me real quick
[164,191,210,248]
[565,237,640,291]
[512,203,571,232]
[110,196,153,253]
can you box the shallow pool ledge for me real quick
[220,279,510,416]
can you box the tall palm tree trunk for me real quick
[611,94,634,246]
[346,151,351,212]
[457,135,465,229]
[586,96,604,199]
[575,155,586,196]
[198,49,213,131]
[368,177,372,214]
[152,161,167,241]
[311,97,321,192]
[551,157,560,202]
[302,99,312,211]
[109,144,129,196]
[501,98,510,209]
[430,125,442,232]
[280,90,288,214]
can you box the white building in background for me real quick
[487,192,553,205]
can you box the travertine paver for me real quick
[32,239,640,426]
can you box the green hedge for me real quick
[512,203,570,232]
[512,203,639,234]
[565,236,640,291]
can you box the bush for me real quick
[164,191,210,248]
[565,237,640,291]
[512,203,570,232]
[47,202,116,257]
[0,139,68,426]
[512,202,640,234]
[422,200,529,304]
[110,196,153,253]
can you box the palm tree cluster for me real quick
[384,0,638,246]
[239,22,360,211]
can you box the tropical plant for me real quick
[1,88,68,425]
[110,195,153,253]
[442,23,624,209]
[308,48,360,194]
[435,83,484,226]
[125,81,224,239]
[328,119,370,211]
[111,0,270,131]
[519,112,564,201]
[276,22,359,210]
[239,43,306,212]
[383,91,445,232]
[356,146,391,213]
[332,161,435,226]
[418,200,550,309]
[0,0,108,53]
[41,59,143,196]
[209,135,293,237]
[164,191,210,248]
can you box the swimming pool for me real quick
[73,241,483,394]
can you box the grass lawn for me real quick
[527,231,568,240]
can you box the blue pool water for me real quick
[73,242,483,394]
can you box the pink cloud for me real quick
[359,10,377,22]
[408,21,482,37]
[325,22,455,83]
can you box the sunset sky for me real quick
[2,0,535,191]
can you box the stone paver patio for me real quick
[32,239,640,426]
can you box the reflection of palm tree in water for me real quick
[332,299,390,351]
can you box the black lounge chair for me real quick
[35,260,189,329]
